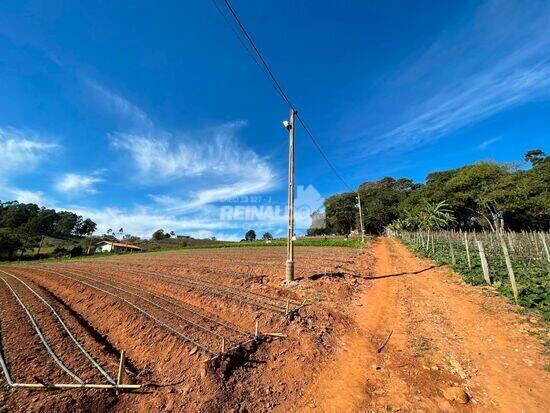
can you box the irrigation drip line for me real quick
[101,264,302,309]
[113,266,296,312]
[0,270,116,385]
[10,383,141,390]
[42,266,223,347]
[0,339,14,386]
[0,276,84,384]
[115,266,286,313]
[35,268,215,355]
[68,267,252,338]
[71,263,297,312]
[56,267,238,344]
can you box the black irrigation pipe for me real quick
[56,266,247,344]
[67,263,295,312]
[33,267,215,355]
[93,265,296,313]
[0,316,14,387]
[95,264,303,308]
[0,269,116,385]
[39,267,227,347]
[0,275,84,384]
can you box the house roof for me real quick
[96,241,142,250]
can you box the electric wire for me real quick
[215,0,353,191]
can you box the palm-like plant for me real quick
[417,200,456,230]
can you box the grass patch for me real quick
[184,237,366,250]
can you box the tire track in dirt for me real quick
[293,237,549,412]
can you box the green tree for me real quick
[245,229,256,241]
[152,229,165,240]
[324,192,358,235]
[0,202,39,229]
[0,228,23,258]
[358,178,418,234]
[524,149,548,166]
[123,234,142,243]
[78,218,97,236]
[416,200,456,230]
[262,232,273,240]
[54,211,82,237]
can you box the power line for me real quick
[216,0,353,192]
[296,114,352,191]
[221,0,294,108]
[209,0,280,96]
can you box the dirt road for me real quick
[298,237,549,412]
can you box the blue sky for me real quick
[0,0,548,240]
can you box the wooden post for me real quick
[498,233,519,304]
[476,241,491,285]
[425,231,430,251]
[285,108,297,283]
[464,232,472,270]
[507,232,515,254]
[449,237,456,265]
[221,338,225,353]
[540,232,550,263]
[285,300,290,315]
[116,351,125,386]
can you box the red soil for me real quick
[291,237,549,412]
[0,246,359,412]
[1,241,548,412]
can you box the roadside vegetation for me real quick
[309,149,549,236]
[397,230,549,320]
[313,149,549,320]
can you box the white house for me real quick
[95,241,142,254]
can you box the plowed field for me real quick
[0,246,361,412]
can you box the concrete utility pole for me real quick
[357,191,365,243]
[284,108,297,283]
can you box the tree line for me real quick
[309,149,549,235]
[0,201,97,258]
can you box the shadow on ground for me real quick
[363,265,443,280]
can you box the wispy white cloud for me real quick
[1,187,46,204]
[362,0,550,154]
[0,127,58,174]
[55,172,103,195]
[109,121,259,179]
[84,77,154,131]
[475,136,501,151]
[66,80,278,237]
[110,121,276,208]
[66,203,242,239]
[85,78,277,210]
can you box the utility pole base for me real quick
[285,260,294,283]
